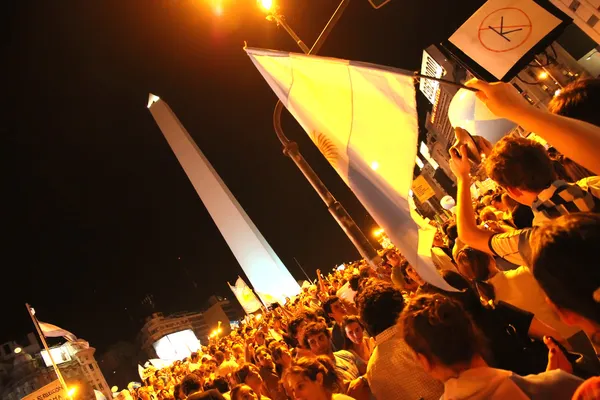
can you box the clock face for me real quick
[478,7,533,53]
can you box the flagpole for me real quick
[26,304,71,398]
[269,0,380,267]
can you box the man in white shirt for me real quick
[356,281,443,400]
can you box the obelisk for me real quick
[148,94,300,304]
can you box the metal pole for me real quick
[272,15,310,54]
[26,304,71,399]
[270,0,379,266]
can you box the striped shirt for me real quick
[531,177,600,226]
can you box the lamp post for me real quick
[258,0,379,266]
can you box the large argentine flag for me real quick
[246,48,454,292]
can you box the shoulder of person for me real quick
[335,350,356,360]
[510,369,583,399]
[488,228,536,267]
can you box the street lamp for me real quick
[258,0,379,266]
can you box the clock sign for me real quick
[448,0,562,79]
[478,7,533,53]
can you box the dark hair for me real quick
[255,346,269,360]
[548,78,600,126]
[284,356,341,393]
[214,351,225,365]
[485,136,555,192]
[204,378,229,394]
[455,247,496,303]
[400,293,485,367]
[349,275,361,292]
[531,213,600,325]
[491,193,503,204]
[341,315,365,351]
[173,384,183,400]
[234,363,260,385]
[355,281,405,336]
[322,296,340,319]
[302,322,330,349]
[181,374,203,396]
[230,385,254,400]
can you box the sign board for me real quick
[449,0,561,79]
[22,380,67,400]
[412,175,436,203]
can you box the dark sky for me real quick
[2,0,483,352]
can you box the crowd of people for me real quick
[119,78,600,400]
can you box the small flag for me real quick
[229,277,263,313]
[246,48,456,292]
[137,364,146,381]
[38,321,77,341]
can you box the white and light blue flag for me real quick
[246,48,455,291]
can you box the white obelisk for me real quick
[147,94,300,304]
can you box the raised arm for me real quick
[466,79,600,175]
[449,144,495,254]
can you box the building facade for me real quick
[0,334,111,400]
[550,0,600,44]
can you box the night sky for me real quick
[2,0,484,352]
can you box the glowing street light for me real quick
[538,71,549,80]
[14,347,22,354]
[68,386,77,398]
[372,228,384,238]
[258,0,274,12]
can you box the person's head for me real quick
[404,263,427,287]
[342,315,366,347]
[255,346,274,369]
[181,374,203,396]
[205,377,229,394]
[490,193,506,211]
[348,275,360,292]
[548,78,600,126]
[531,213,600,337]
[383,249,402,267]
[485,136,555,205]
[255,331,266,346]
[173,384,184,400]
[214,351,225,365]
[501,193,518,211]
[479,206,498,222]
[271,344,293,368]
[235,364,263,395]
[400,293,487,382]
[303,322,332,356]
[355,281,405,336]
[284,356,341,400]
[230,384,259,400]
[191,352,200,363]
[455,247,497,303]
[322,296,345,323]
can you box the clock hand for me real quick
[489,25,511,42]
[500,16,504,34]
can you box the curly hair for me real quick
[485,136,555,192]
[355,281,404,336]
[400,293,486,366]
[302,321,330,349]
[284,356,342,393]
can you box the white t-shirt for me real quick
[489,267,579,338]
